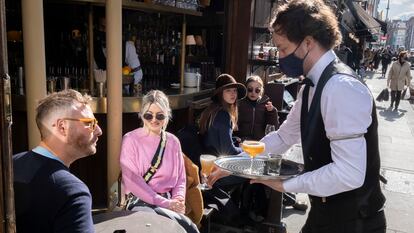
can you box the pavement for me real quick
[283,67,414,233]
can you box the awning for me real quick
[352,2,381,35]
[374,17,387,34]
[341,8,356,33]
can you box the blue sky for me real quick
[378,0,414,20]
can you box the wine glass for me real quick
[198,154,217,190]
[241,140,265,174]
[265,124,276,135]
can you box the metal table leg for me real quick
[260,190,287,233]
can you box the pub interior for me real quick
[5,0,299,232]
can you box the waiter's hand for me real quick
[250,179,285,192]
[207,166,231,187]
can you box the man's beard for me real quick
[68,132,96,157]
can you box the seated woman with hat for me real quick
[199,74,246,156]
[198,74,247,226]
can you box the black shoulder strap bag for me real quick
[125,131,168,210]
[143,130,167,183]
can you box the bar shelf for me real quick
[47,0,202,16]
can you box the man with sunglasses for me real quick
[13,89,102,233]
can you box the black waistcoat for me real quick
[300,60,385,219]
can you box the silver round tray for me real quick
[214,156,304,180]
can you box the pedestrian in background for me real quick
[381,47,392,78]
[387,51,412,111]
[373,49,381,72]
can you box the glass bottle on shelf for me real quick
[47,66,56,94]
[258,42,264,59]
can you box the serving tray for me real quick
[214,156,304,180]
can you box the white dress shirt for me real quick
[125,41,143,84]
[95,40,143,84]
[261,50,373,197]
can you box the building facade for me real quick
[405,16,414,51]
[387,20,407,50]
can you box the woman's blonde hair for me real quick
[245,75,264,96]
[140,90,171,128]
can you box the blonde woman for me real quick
[120,90,199,233]
[236,75,279,141]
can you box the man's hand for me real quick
[207,166,231,187]
[250,179,285,192]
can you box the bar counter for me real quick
[12,86,214,113]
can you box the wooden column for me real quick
[1,0,16,231]
[88,5,95,94]
[22,0,46,148]
[180,15,186,90]
[224,0,252,82]
[106,0,122,207]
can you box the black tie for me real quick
[300,77,314,87]
[300,78,314,135]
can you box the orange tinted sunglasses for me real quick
[62,118,99,131]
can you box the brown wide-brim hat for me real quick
[211,73,247,102]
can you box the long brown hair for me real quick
[199,88,238,134]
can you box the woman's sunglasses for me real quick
[143,112,166,121]
[247,87,261,94]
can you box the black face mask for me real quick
[278,41,310,77]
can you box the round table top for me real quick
[93,211,186,233]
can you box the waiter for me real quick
[94,17,143,94]
[209,0,386,232]
[251,1,386,232]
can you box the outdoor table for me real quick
[93,210,186,233]
[214,157,303,233]
[260,190,287,233]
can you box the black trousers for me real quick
[390,90,401,108]
[381,62,389,75]
[301,204,386,233]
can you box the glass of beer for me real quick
[198,154,217,190]
[241,140,265,174]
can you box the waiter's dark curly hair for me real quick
[270,0,342,50]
